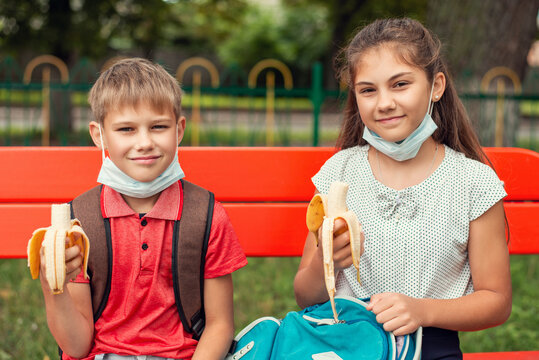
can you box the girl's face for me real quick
[353,45,435,143]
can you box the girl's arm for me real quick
[294,218,354,309]
[192,274,235,360]
[368,201,512,335]
[41,244,94,358]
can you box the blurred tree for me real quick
[427,0,539,87]
[216,2,331,86]
[0,0,248,65]
[278,0,428,88]
[427,0,539,147]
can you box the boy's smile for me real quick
[94,103,185,183]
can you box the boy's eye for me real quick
[358,88,375,94]
[152,124,169,130]
[117,127,133,132]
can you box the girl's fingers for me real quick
[333,218,348,236]
[380,314,401,333]
[367,293,392,313]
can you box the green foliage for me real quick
[217,2,331,73]
[0,0,250,61]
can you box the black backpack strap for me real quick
[172,179,214,340]
[71,185,112,323]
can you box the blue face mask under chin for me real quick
[96,125,185,198]
[362,83,438,162]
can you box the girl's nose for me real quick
[377,90,396,112]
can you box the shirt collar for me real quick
[102,181,181,220]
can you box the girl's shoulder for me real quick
[444,146,500,178]
[443,146,505,199]
[312,145,369,194]
[321,145,369,173]
[329,145,368,163]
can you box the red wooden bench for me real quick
[1,146,537,358]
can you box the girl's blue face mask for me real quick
[362,83,437,162]
[96,125,184,198]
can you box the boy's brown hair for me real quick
[88,58,183,125]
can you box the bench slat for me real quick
[2,202,536,258]
[0,147,537,202]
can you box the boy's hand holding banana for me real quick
[306,181,364,322]
[27,204,90,294]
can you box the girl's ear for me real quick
[89,121,105,149]
[432,72,446,102]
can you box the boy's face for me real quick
[91,102,185,183]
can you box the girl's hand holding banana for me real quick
[306,181,364,323]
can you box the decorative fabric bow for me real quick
[375,188,418,219]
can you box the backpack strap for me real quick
[70,185,112,323]
[70,181,214,342]
[173,179,214,340]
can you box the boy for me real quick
[38,58,247,360]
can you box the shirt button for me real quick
[141,219,148,226]
[142,243,148,250]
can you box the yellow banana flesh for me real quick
[27,204,90,294]
[306,193,328,237]
[306,181,363,322]
[322,217,337,322]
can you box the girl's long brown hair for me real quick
[335,18,509,242]
[335,18,488,163]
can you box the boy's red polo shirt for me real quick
[66,181,247,360]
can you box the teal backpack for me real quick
[227,296,422,360]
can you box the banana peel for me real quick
[306,181,363,322]
[27,203,90,294]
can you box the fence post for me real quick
[176,57,220,146]
[248,59,293,146]
[23,55,69,146]
[310,62,324,146]
[480,67,522,147]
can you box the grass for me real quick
[0,255,537,358]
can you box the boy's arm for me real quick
[192,274,234,360]
[41,243,94,358]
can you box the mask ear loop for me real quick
[98,124,106,161]
[427,81,436,116]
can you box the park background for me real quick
[0,0,538,358]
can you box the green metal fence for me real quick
[0,55,538,149]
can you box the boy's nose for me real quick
[135,131,154,150]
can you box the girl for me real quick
[294,18,512,359]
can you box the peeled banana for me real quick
[306,181,363,322]
[27,203,90,294]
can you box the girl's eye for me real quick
[394,81,409,88]
[117,127,133,132]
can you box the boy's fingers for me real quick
[65,244,81,261]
